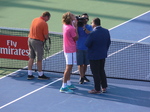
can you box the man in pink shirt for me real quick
[63,24,77,53]
[60,12,78,93]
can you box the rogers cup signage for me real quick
[0,35,29,60]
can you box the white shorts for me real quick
[64,52,77,65]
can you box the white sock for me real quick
[67,80,71,86]
[38,71,43,76]
[28,70,32,76]
[62,83,67,88]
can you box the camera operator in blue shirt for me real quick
[76,13,93,84]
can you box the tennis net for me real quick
[0,27,150,81]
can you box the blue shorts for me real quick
[76,50,89,65]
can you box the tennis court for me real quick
[0,0,150,112]
[0,11,150,112]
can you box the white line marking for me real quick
[0,50,64,80]
[0,78,62,109]
[73,33,149,74]
[109,10,150,30]
[1,11,149,79]
[108,35,150,57]
[0,70,22,79]
[72,11,150,74]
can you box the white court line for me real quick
[73,35,150,74]
[1,10,149,78]
[0,78,63,109]
[0,51,64,109]
[109,10,150,30]
[0,70,22,80]
[0,50,63,80]
[73,10,150,74]
[0,11,150,109]
[108,35,150,57]
[73,11,150,74]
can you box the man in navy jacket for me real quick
[85,18,111,94]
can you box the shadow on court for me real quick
[6,70,150,108]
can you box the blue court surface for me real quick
[0,11,150,112]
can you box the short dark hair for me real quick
[82,13,89,19]
[93,18,101,26]
[42,11,51,18]
[82,13,88,17]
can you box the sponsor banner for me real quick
[0,35,29,60]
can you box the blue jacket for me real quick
[85,26,111,60]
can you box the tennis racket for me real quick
[43,37,51,72]
[44,37,51,53]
